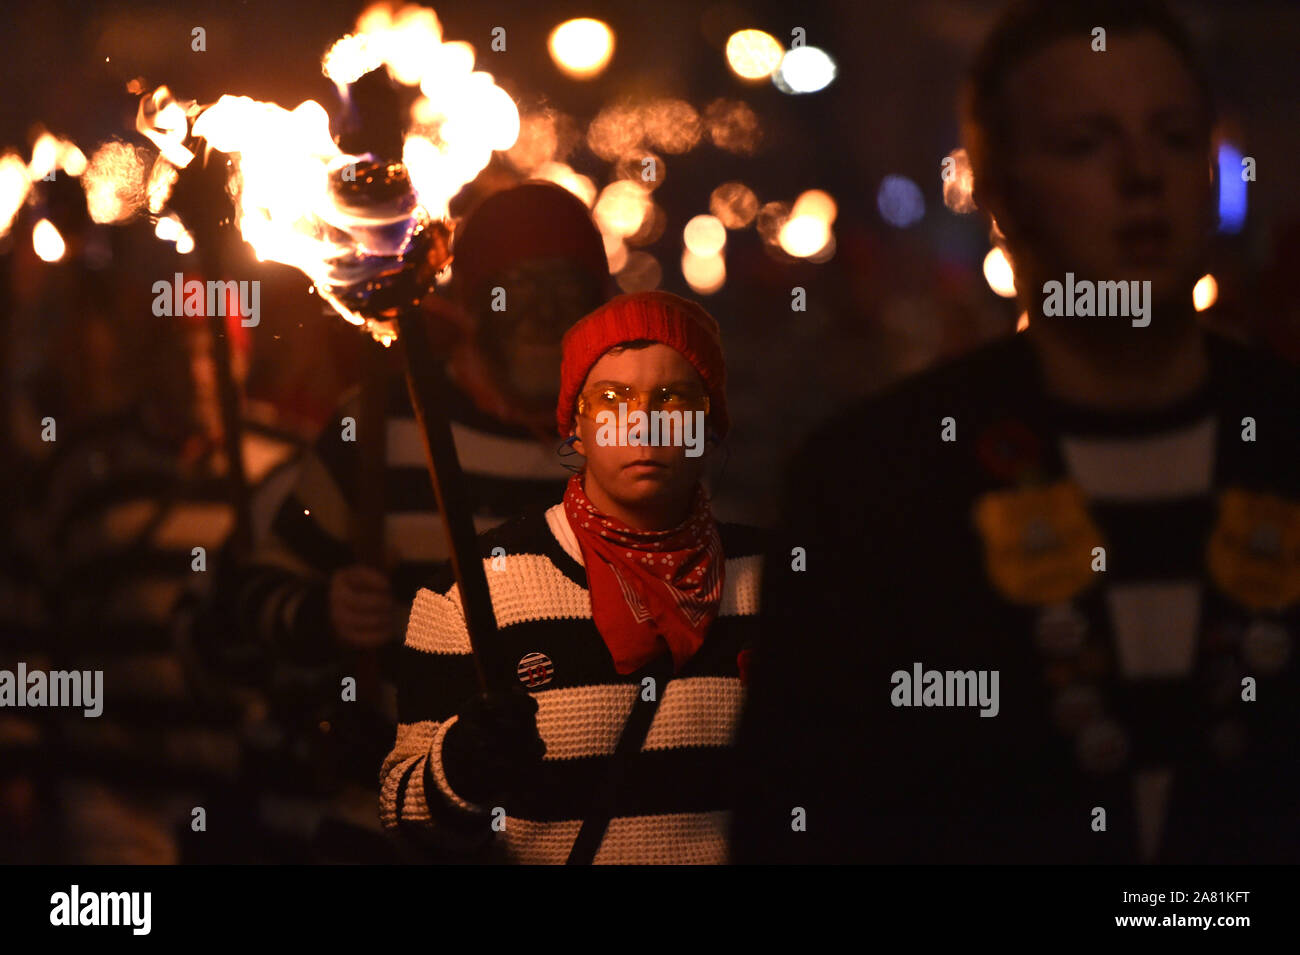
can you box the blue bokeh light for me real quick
[876,174,925,228]
[1217,142,1247,234]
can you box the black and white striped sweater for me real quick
[235,372,572,664]
[732,331,1300,864]
[379,502,767,863]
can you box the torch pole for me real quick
[326,153,501,694]
[172,147,252,556]
[349,337,389,703]
[393,307,500,693]
[353,339,388,567]
[204,269,252,557]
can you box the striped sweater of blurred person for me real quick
[35,408,288,863]
[218,183,611,853]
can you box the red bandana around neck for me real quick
[562,471,725,675]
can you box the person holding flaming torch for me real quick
[231,181,608,663]
[379,290,767,864]
[209,181,611,859]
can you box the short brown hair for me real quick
[961,0,1216,193]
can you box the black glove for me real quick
[440,690,547,807]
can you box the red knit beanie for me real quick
[450,180,609,304]
[556,290,730,439]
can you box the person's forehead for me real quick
[1005,31,1203,124]
[586,343,700,381]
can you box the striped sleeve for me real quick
[231,417,359,658]
[378,582,491,850]
[381,511,770,863]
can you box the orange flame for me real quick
[191,95,355,290]
[943,148,977,214]
[323,4,518,220]
[0,152,30,238]
[82,141,149,224]
[137,86,197,169]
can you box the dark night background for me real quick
[3,0,1297,522]
[0,0,1297,865]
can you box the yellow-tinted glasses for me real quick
[576,382,710,419]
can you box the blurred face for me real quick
[571,344,709,530]
[478,259,604,412]
[982,31,1214,319]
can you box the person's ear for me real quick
[570,426,584,456]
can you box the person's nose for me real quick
[1115,129,1164,199]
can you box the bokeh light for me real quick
[530,161,596,207]
[616,251,661,293]
[1193,274,1218,311]
[614,150,666,191]
[507,110,576,174]
[625,202,666,247]
[593,180,651,238]
[792,189,837,225]
[1216,143,1246,234]
[983,247,1017,298]
[586,103,644,161]
[774,46,837,94]
[640,99,701,154]
[779,214,831,258]
[726,30,783,80]
[682,249,726,294]
[549,19,614,79]
[756,200,791,245]
[603,232,628,273]
[33,218,65,262]
[703,99,762,155]
[709,182,758,229]
[876,174,924,228]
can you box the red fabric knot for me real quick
[563,471,725,674]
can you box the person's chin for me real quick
[1105,261,1185,291]
[613,464,681,496]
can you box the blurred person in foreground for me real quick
[732,0,1300,863]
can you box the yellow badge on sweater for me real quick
[973,480,1105,606]
[1207,488,1300,611]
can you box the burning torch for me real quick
[317,156,503,692]
[136,3,525,693]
